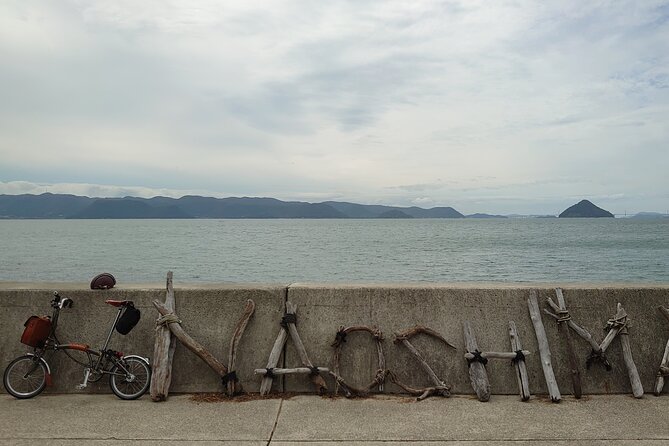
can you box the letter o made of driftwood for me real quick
[331,325,386,395]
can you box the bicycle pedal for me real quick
[75,383,88,390]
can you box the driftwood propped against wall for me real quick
[390,325,455,401]
[602,303,643,398]
[258,301,327,395]
[331,325,386,397]
[545,288,582,398]
[528,291,561,402]
[151,296,256,397]
[463,321,531,402]
[655,306,669,396]
[150,271,177,402]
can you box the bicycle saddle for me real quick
[105,300,133,307]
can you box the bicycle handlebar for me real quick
[52,291,74,309]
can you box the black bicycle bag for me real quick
[115,304,140,335]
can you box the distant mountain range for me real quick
[0,194,663,219]
[0,193,468,219]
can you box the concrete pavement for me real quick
[1,393,668,445]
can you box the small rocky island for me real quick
[559,200,614,218]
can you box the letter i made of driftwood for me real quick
[602,303,643,398]
[330,325,386,397]
[463,321,532,402]
[388,325,455,401]
[256,301,327,395]
[528,290,561,402]
[224,299,256,396]
[653,306,669,396]
[150,271,177,402]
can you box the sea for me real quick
[0,218,667,284]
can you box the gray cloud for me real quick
[0,0,667,214]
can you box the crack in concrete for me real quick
[266,397,285,445]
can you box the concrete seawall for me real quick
[1,282,668,396]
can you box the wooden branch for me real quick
[284,301,327,394]
[397,337,448,392]
[386,370,450,401]
[463,350,531,360]
[152,300,228,378]
[150,271,177,402]
[600,303,627,353]
[509,321,530,401]
[615,304,643,398]
[394,325,457,350]
[332,325,386,396]
[554,288,582,399]
[463,321,490,402]
[254,367,329,375]
[528,291,561,402]
[543,308,602,352]
[654,306,669,396]
[226,299,255,396]
[260,328,288,395]
[659,306,669,323]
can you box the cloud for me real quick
[0,0,667,214]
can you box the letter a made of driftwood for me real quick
[330,325,386,397]
[258,301,327,395]
[528,290,561,402]
[601,303,643,398]
[655,306,669,396]
[389,325,455,401]
[150,271,177,402]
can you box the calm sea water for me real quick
[0,219,667,283]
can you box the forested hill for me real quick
[0,193,467,219]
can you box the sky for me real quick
[1,1,668,215]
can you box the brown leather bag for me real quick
[21,316,52,347]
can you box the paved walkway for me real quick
[0,393,668,445]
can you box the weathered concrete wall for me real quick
[1,283,668,396]
[0,283,285,394]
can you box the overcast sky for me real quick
[1,1,668,215]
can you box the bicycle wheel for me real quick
[109,357,151,400]
[3,355,48,399]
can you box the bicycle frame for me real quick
[34,297,135,384]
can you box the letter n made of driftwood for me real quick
[257,301,327,395]
[388,325,455,401]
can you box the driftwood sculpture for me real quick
[150,271,177,402]
[543,292,611,371]
[151,287,255,397]
[390,325,455,401]
[153,300,230,379]
[528,291,561,402]
[258,301,327,395]
[331,325,386,397]
[463,321,531,402]
[545,288,582,398]
[655,306,669,396]
[508,321,531,401]
[225,299,256,396]
[601,303,643,398]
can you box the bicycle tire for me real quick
[109,357,151,400]
[3,355,48,399]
